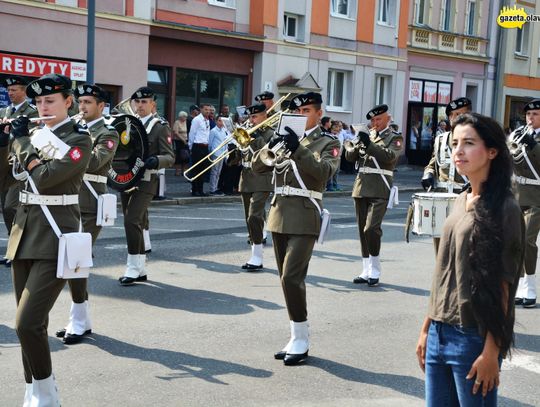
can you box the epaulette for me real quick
[159,118,169,126]
[391,130,402,136]
[28,103,37,110]
[106,124,116,131]
[321,131,337,140]
[75,123,89,134]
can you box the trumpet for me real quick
[509,125,534,164]
[343,125,375,154]
[183,95,292,182]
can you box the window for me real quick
[331,0,355,18]
[465,0,476,36]
[375,75,391,105]
[415,0,428,25]
[147,67,169,117]
[515,23,530,56]
[283,13,304,42]
[441,0,452,31]
[327,69,351,110]
[208,0,235,8]
[378,0,396,26]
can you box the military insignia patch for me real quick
[167,135,172,144]
[106,140,115,150]
[396,140,402,147]
[332,147,339,157]
[120,130,130,145]
[69,147,82,162]
[31,82,42,95]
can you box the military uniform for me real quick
[119,87,174,285]
[7,71,92,406]
[252,92,340,366]
[56,84,120,344]
[0,82,39,236]
[512,99,540,307]
[229,104,274,269]
[346,105,403,286]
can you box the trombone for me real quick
[183,94,292,182]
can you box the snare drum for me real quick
[411,192,458,237]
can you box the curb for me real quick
[150,186,423,206]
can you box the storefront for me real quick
[148,26,263,122]
[405,78,452,166]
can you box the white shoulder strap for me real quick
[83,179,99,200]
[26,176,62,238]
[290,160,322,215]
[523,146,540,181]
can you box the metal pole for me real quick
[86,0,96,84]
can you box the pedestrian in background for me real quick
[172,111,189,176]
[208,115,229,195]
[326,120,342,191]
[416,113,525,406]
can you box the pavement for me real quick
[0,193,538,406]
[153,164,426,206]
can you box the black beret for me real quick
[189,104,200,112]
[74,83,107,101]
[255,91,274,102]
[366,104,388,120]
[445,97,471,116]
[26,74,72,98]
[3,75,28,87]
[290,92,323,108]
[246,103,266,115]
[130,86,155,100]
[524,99,540,112]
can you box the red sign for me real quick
[0,52,87,81]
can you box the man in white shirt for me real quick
[188,103,211,196]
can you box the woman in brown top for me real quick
[416,113,525,406]
[172,111,189,175]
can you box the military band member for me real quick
[118,87,174,285]
[228,103,273,269]
[54,84,119,344]
[347,104,403,287]
[252,92,340,365]
[421,98,471,253]
[255,91,274,112]
[7,73,92,406]
[0,76,38,267]
[512,99,540,308]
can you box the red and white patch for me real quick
[69,147,82,162]
[106,140,115,150]
[332,147,339,157]
[167,136,172,145]
[395,140,402,147]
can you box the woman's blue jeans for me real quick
[425,320,499,406]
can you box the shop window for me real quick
[414,0,429,25]
[331,0,356,19]
[378,0,396,26]
[375,75,391,106]
[515,23,530,56]
[465,0,476,36]
[208,0,235,8]
[283,14,304,42]
[465,84,478,111]
[327,69,351,111]
[175,68,244,116]
[147,67,168,118]
[440,0,452,31]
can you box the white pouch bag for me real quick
[317,208,332,245]
[97,193,117,226]
[57,232,93,279]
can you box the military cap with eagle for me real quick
[255,91,274,102]
[291,92,323,108]
[245,103,266,115]
[26,74,72,98]
[3,75,28,87]
[445,97,471,116]
[74,83,108,102]
[366,104,388,120]
[524,99,540,112]
[130,86,156,100]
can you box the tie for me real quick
[10,106,16,115]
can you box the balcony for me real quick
[439,34,456,52]
[409,26,486,59]
[463,38,480,55]
[412,28,430,48]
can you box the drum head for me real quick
[105,114,149,191]
[413,192,459,200]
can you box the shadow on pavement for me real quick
[89,273,283,315]
[87,333,273,385]
[349,282,430,297]
[514,332,540,353]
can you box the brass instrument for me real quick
[112,97,136,116]
[183,94,292,182]
[343,124,375,154]
[509,125,533,164]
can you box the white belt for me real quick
[514,175,540,186]
[19,191,79,206]
[358,167,393,177]
[141,169,159,182]
[275,186,323,200]
[83,174,108,184]
[242,162,252,168]
[436,181,464,190]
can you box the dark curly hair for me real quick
[451,113,515,354]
